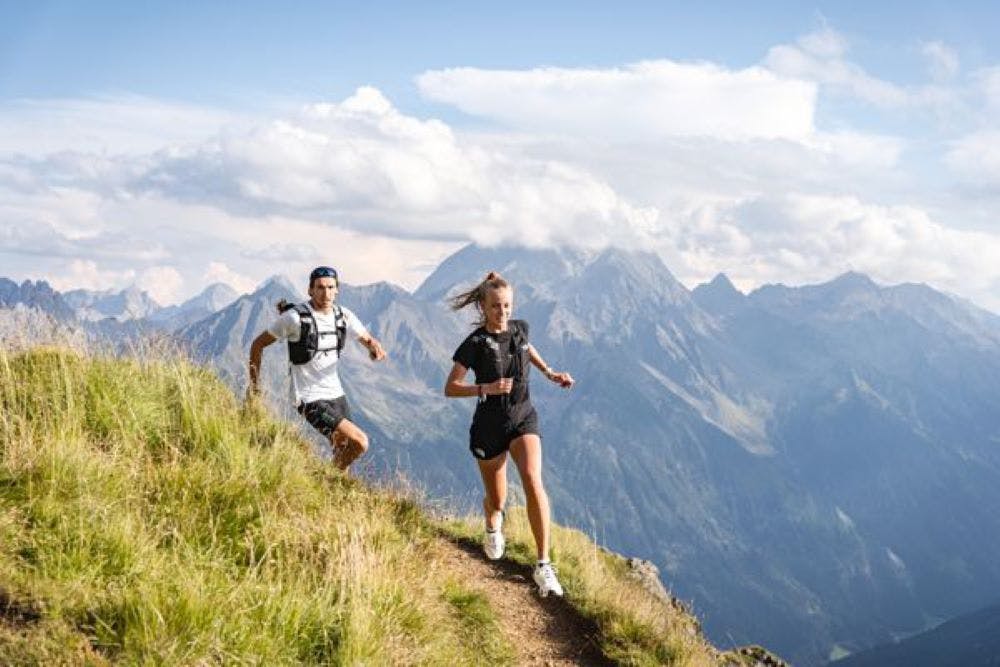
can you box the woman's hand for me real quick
[547,370,574,389]
[484,378,514,395]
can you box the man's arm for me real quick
[248,331,277,396]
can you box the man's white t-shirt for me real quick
[268,303,369,404]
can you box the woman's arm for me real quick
[527,344,574,388]
[444,362,512,398]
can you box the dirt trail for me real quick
[437,536,615,666]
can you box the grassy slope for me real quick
[0,347,742,665]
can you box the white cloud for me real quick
[135,87,658,249]
[0,95,256,156]
[663,193,1000,311]
[4,43,1000,316]
[807,131,904,169]
[417,61,817,142]
[203,261,257,295]
[764,28,910,108]
[974,66,1000,113]
[945,131,1000,189]
[922,41,960,82]
[45,260,136,293]
[139,266,184,305]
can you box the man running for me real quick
[248,266,386,470]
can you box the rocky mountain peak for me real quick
[693,273,745,316]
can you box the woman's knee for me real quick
[519,468,546,495]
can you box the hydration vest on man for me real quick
[277,299,348,364]
[267,300,369,405]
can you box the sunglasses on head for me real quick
[310,266,339,283]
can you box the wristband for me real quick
[477,384,485,399]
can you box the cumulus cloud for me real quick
[203,261,258,295]
[4,39,1000,314]
[135,86,658,249]
[0,95,255,156]
[0,218,169,262]
[922,41,960,82]
[417,61,817,142]
[45,260,136,293]
[764,28,911,108]
[240,243,324,263]
[140,266,184,305]
[664,193,1000,310]
[974,66,1000,112]
[945,131,1000,190]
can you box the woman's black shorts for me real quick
[469,403,540,460]
[297,396,352,438]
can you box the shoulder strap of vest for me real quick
[511,320,527,347]
[284,302,318,365]
[293,303,314,328]
[332,304,347,353]
[295,303,317,350]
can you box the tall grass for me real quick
[0,346,506,665]
[1,345,756,665]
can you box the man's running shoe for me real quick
[533,562,564,598]
[483,513,504,560]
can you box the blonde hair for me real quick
[449,271,510,326]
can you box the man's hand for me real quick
[365,337,387,361]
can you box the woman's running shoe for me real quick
[532,562,564,597]
[483,513,505,560]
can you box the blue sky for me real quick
[3,1,1000,310]
[4,2,996,107]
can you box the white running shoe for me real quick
[533,562,564,598]
[483,513,505,560]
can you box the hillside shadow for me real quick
[0,587,42,627]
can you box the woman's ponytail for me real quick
[449,271,510,324]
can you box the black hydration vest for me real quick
[488,321,531,407]
[277,301,347,365]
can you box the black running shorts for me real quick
[469,404,540,460]
[297,396,352,438]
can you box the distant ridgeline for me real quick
[829,602,1000,667]
[5,243,1000,664]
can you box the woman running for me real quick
[444,271,574,597]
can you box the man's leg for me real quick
[331,418,369,470]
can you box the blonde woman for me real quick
[444,272,574,597]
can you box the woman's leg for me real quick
[477,452,508,531]
[509,434,549,561]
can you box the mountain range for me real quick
[4,244,1000,665]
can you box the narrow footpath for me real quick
[437,537,615,666]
